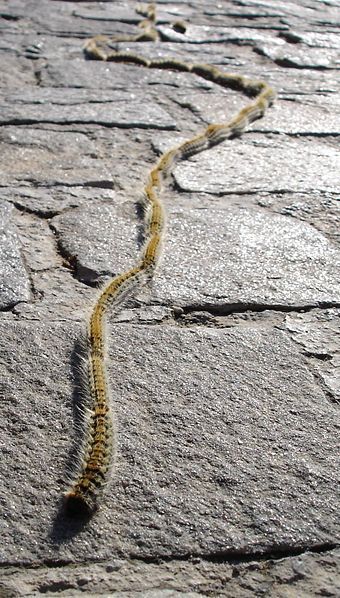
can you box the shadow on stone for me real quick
[135,198,146,248]
[49,336,94,543]
[50,500,92,545]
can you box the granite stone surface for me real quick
[0,0,339,595]
[0,323,338,565]
[0,202,31,309]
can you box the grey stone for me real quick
[114,305,173,325]
[159,24,284,47]
[0,185,117,217]
[0,202,31,309]
[173,91,340,135]
[72,5,179,25]
[72,6,147,24]
[0,88,176,129]
[257,97,340,135]
[0,123,166,194]
[0,31,84,61]
[0,54,36,88]
[50,202,340,308]
[41,58,213,90]
[0,322,339,565]
[152,205,340,308]
[257,42,340,69]
[282,30,340,49]
[254,192,340,247]
[1,0,340,593]
[12,267,92,322]
[165,134,340,194]
[0,126,121,187]
[240,65,339,96]
[285,309,340,403]
[204,4,287,18]
[51,201,140,284]
[0,550,339,596]
[0,0,140,37]
[14,211,60,273]
[21,44,340,102]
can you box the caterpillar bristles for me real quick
[65,2,276,517]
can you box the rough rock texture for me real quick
[161,135,340,195]
[1,322,339,564]
[0,202,31,309]
[1,550,340,597]
[0,88,176,129]
[52,202,340,307]
[0,0,339,595]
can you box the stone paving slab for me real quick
[0,322,338,565]
[151,206,340,308]
[1,549,339,597]
[285,309,340,403]
[12,267,92,322]
[40,58,214,90]
[172,91,340,135]
[0,124,162,191]
[37,48,340,98]
[282,29,340,50]
[51,202,140,283]
[0,202,31,309]
[254,191,340,246]
[0,0,339,593]
[52,201,340,307]
[0,185,117,216]
[158,24,284,46]
[0,0,140,37]
[0,88,176,128]
[162,134,340,195]
[257,42,340,70]
[0,126,115,187]
[0,54,36,88]
[14,211,60,273]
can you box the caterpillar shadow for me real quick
[49,336,94,544]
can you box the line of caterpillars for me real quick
[64,3,276,517]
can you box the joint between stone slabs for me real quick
[0,118,177,131]
[113,303,340,335]
[252,129,340,139]
[11,200,60,220]
[175,301,340,318]
[1,541,337,572]
[48,221,80,281]
[18,248,36,301]
[302,365,340,406]
[172,178,300,197]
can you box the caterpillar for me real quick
[64,2,276,517]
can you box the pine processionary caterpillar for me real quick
[64,3,276,517]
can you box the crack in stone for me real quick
[0,118,176,130]
[0,303,18,314]
[48,221,79,280]
[18,244,36,301]
[283,131,340,138]
[0,542,336,570]
[12,201,60,220]
[302,350,333,362]
[176,301,340,318]
[18,178,115,191]
[303,364,340,405]
[0,12,19,21]
[128,542,339,566]
[172,178,302,197]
